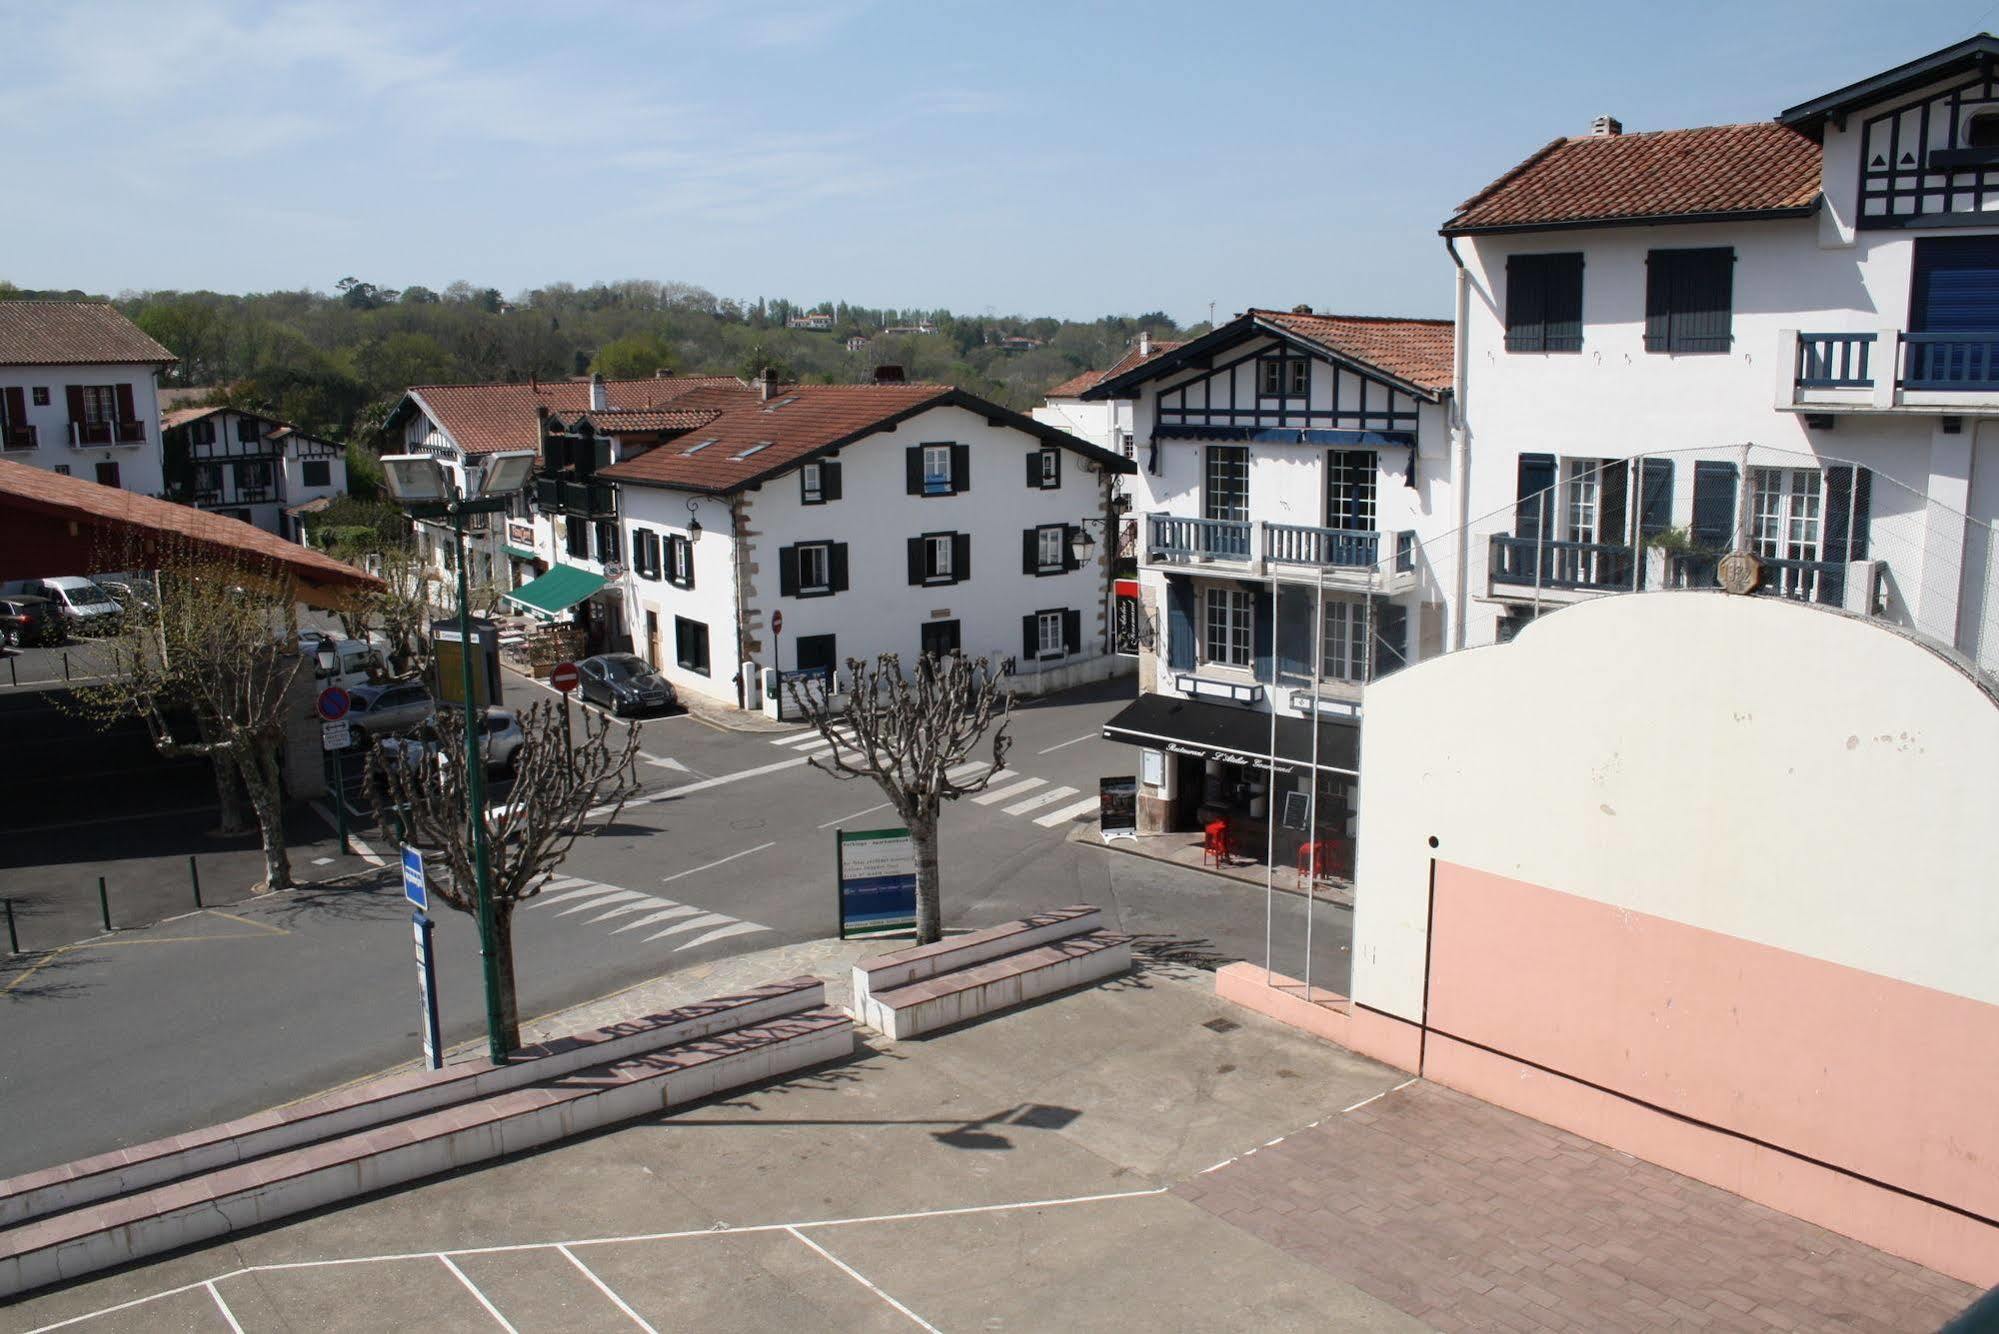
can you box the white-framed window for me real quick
[1564,459,1601,545]
[1203,587,1253,668]
[667,535,693,587]
[922,444,952,495]
[797,542,831,593]
[1325,449,1377,532]
[1204,445,1249,522]
[927,534,953,580]
[1038,447,1059,487]
[1036,525,1065,571]
[80,385,118,423]
[1036,610,1065,658]
[801,461,823,504]
[1319,597,1367,684]
[1752,467,1822,561]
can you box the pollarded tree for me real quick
[363,700,641,1053]
[789,653,1013,944]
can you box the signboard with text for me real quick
[1098,776,1138,841]
[836,827,918,938]
[320,720,351,751]
[1112,579,1142,656]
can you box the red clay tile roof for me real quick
[1046,339,1186,398]
[0,302,177,366]
[1249,310,1456,395]
[408,377,736,455]
[1443,123,1821,235]
[0,457,378,600]
[596,381,1130,493]
[547,407,724,434]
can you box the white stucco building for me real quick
[1443,34,1999,676]
[159,406,347,540]
[0,302,175,498]
[525,374,1135,709]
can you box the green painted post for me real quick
[97,876,110,932]
[4,898,17,954]
[189,856,202,909]
[455,505,509,1063]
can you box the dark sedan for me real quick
[577,653,678,716]
[0,595,64,648]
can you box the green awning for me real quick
[504,563,605,617]
[502,544,538,561]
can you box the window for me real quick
[1504,253,1585,353]
[798,543,830,593]
[920,619,960,658]
[1204,446,1249,522]
[31,388,48,406]
[1645,247,1734,354]
[1966,110,1999,149]
[1752,468,1822,563]
[236,417,259,444]
[1259,358,1308,396]
[190,419,216,446]
[1565,461,1600,544]
[80,386,117,423]
[1325,450,1377,532]
[903,531,967,586]
[53,464,69,475]
[94,461,120,489]
[1203,587,1253,668]
[796,633,838,676]
[632,528,661,580]
[595,520,621,565]
[1032,447,1061,489]
[922,444,952,495]
[666,534,694,588]
[235,459,272,494]
[1319,598,1367,684]
[565,515,589,559]
[674,617,710,675]
[1036,610,1065,658]
[801,462,823,504]
[907,442,967,496]
[195,463,222,499]
[302,460,331,487]
[1037,524,1065,572]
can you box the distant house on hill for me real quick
[786,312,835,331]
[883,321,938,336]
[160,405,347,541]
[845,335,870,353]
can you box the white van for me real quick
[297,629,387,690]
[0,577,124,635]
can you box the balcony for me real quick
[70,420,147,447]
[1487,532,1881,613]
[1144,513,1418,591]
[2,424,37,451]
[1489,535,1639,596]
[1666,551,1878,610]
[533,475,615,517]
[1782,328,1999,413]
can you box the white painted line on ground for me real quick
[661,842,774,883]
[786,1227,940,1332]
[526,882,619,910]
[973,775,1044,806]
[204,1281,245,1334]
[1037,732,1097,754]
[642,912,734,943]
[640,753,691,773]
[585,898,670,924]
[556,889,644,917]
[1340,1077,1419,1115]
[1004,784,1078,817]
[673,921,769,952]
[438,1254,518,1333]
[1033,795,1103,828]
[610,905,702,934]
[1197,1078,1422,1175]
[557,1244,657,1333]
[655,755,810,799]
[769,730,816,746]
[311,856,334,866]
[943,761,989,783]
[309,801,386,866]
[793,737,837,756]
[819,801,894,829]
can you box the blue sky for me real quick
[4,0,1995,323]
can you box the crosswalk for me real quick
[522,876,769,953]
[768,729,1102,830]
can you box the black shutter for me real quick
[821,460,841,501]
[1275,583,1312,682]
[1644,251,1672,353]
[1022,528,1037,574]
[1545,254,1584,352]
[1639,459,1674,544]
[1166,577,1194,671]
[1063,524,1082,571]
[829,542,849,592]
[1371,601,1409,679]
[2,386,23,429]
[115,383,136,423]
[905,446,923,495]
[1251,587,1273,680]
[64,384,85,423]
[1062,608,1081,655]
[952,532,971,582]
[907,537,925,585]
[951,442,970,492]
[1022,613,1038,660]
[680,536,694,590]
[1600,460,1629,544]
[592,438,612,472]
[1515,453,1556,539]
[1824,466,1872,561]
[1690,461,1738,548]
[1504,254,1547,353]
[778,545,799,597]
[1026,451,1041,487]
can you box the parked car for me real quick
[0,578,123,635]
[297,630,385,690]
[376,709,525,776]
[93,572,156,614]
[344,681,437,746]
[577,653,677,716]
[0,595,63,648]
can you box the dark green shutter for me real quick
[1690,461,1738,548]
[1639,459,1674,545]
[952,532,971,582]
[907,537,924,585]
[1251,587,1273,680]
[1026,452,1041,487]
[1644,253,1672,352]
[1274,583,1312,682]
[1022,528,1037,574]
[821,460,841,501]
[905,446,923,495]
[1371,601,1409,679]
[1824,466,1872,561]
[951,443,970,492]
[829,543,849,592]
[1166,578,1194,671]
[1062,609,1081,655]
[1515,453,1556,539]
[1505,254,1547,352]
[1677,249,1734,353]
[1545,254,1583,352]
[778,545,799,597]
[1022,614,1038,660]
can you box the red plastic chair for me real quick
[1202,819,1231,868]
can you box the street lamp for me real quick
[380,449,534,1063]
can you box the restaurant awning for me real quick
[1101,693,1360,777]
[502,543,538,562]
[503,563,605,617]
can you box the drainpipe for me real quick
[1444,236,1474,651]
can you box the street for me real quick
[0,672,1350,1180]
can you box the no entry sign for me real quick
[771,610,783,635]
[549,661,580,693]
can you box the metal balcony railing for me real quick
[1666,551,1848,606]
[1,424,36,451]
[71,420,146,446]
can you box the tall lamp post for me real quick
[379,448,536,1063]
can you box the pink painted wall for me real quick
[1427,862,1999,1229]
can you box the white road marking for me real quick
[439,1254,518,1332]
[654,755,810,798]
[640,753,690,773]
[609,905,702,934]
[555,890,644,917]
[673,921,769,952]
[204,1281,244,1334]
[973,775,1044,806]
[661,842,774,883]
[1004,784,1078,817]
[311,857,334,866]
[526,882,619,910]
[558,1244,657,1333]
[819,801,894,829]
[1034,795,1103,827]
[769,730,818,747]
[585,898,670,924]
[943,761,989,783]
[1037,732,1097,754]
[308,801,386,866]
[793,736,837,756]
[786,1227,940,1332]
[642,912,735,943]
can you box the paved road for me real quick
[0,673,1350,1178]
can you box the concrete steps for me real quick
[0,976,854,1299]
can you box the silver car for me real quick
[377,709,525,776]
[344,682,436,746]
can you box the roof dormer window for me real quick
[1965,109,1999,149]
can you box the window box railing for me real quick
[1147,513,1252,561]
[1901,332,1999,391]
[70,420,146,446]
[1796,332,1875,388]
[1,424,36,451]
[1489,534,1638,591]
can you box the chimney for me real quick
[874,364,906,384]
[1591,115,1622,136]
[1138,331,1151,357]
[589,372,608,411]
[758,367,779,402]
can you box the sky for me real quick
[5,0,1997,325]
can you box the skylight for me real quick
[683,438,719,455]
[763,396,799,411]
[732,441,774,460]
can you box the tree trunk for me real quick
[490,905,521,1054]
[211,753,250,836]
[910,808,942,945]
[236,743,294,891]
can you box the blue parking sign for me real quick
[402,847,426,910]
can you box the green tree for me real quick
[592,332,674,379]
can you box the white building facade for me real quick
[160,406,346,539]
[0,302,175,498]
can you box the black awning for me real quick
[1101,693,1359,776]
